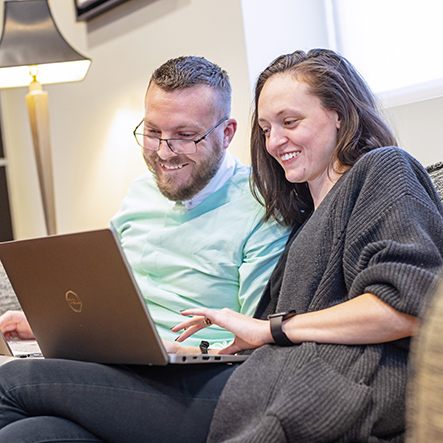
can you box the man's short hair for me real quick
[148,56,232,117]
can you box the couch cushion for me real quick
[0,262,20,315]
[426,162,443,202]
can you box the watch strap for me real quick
[268,310,296,346]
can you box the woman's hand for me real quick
[171,308,272,355]
[0,310,35,340]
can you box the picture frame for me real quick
[75,0,130,22]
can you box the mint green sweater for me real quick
[111,157,289,347]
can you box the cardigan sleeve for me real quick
[343,148,443,317]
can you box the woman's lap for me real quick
[0,358,236,443]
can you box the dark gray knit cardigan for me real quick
[208,147,443,443]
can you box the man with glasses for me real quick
[0,56,289,353]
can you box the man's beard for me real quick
[145,144,225,202]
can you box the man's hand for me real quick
[0,310,34,340]
[162,340,213,355]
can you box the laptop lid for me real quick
[0,229,247,365]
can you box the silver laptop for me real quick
[0,332,17,365]
[0,229,247,365]
[0,332,12,357]
[0,332,41,359]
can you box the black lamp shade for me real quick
[0,0,91,87]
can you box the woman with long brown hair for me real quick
[175,49,443,441]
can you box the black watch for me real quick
[268,310,296,346]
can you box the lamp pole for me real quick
[26,73,57,235]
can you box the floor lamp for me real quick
[0,0,91,235]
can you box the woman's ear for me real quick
[335,112,341,130]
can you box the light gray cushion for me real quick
[426,161,443,202]
[0,262,20,315]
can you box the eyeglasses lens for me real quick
[136,132,196,154]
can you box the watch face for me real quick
[269,311,295,347]
[268,312,285,319]
[268,310,296,320]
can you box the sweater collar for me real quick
[170,151,236,210]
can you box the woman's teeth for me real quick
[281,152,300,161]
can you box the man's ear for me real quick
[223,118,237,149]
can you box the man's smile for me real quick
[160,162,188,170]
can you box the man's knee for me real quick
[0,416,103,443]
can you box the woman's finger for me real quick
[218,342,242,355]
[171,315,206,333]
[172,312,217,342]
[174,324,206,342]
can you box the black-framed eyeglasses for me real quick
[133,117,228,155]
